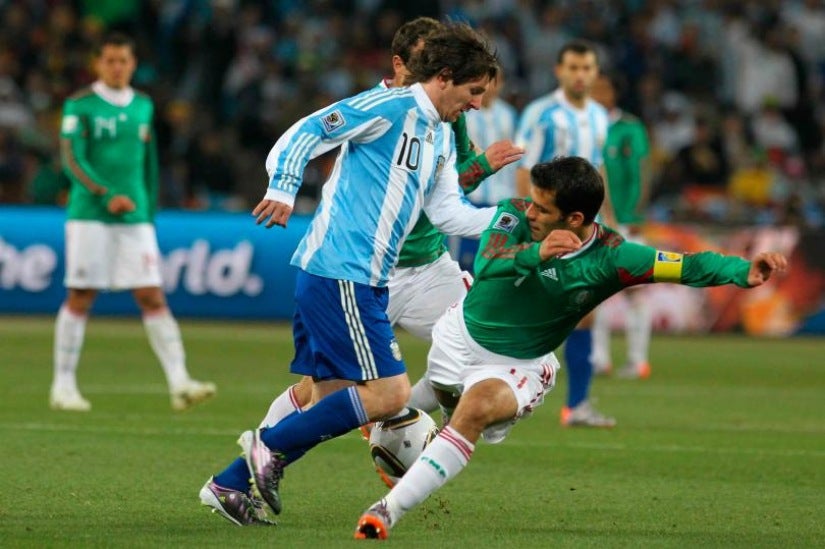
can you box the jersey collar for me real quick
[409,83,441,124]
[92,81,135,107]
[553,88,592,114]
[558,223,599,260]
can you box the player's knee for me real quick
[66,289,97,314]
[367,377,411,419]
[457,381,517,428]
[133,287,167,312]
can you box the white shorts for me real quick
[427,300,560,444]
[64,221,163,290]
[387,252,472,341]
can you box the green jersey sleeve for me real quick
[613,242,752,289]
[473,199,541,278]
[60,97,114,205]
[452,113,495,194]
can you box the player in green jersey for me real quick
[354,156,787,539]
[50,32,215,412]
[590,72,655,379]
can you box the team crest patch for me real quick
[492,212,519,233]
[656,251,683,263]
[62,115,79,134]
[435,155,445,176]
[390,339,403,361]
[573,290,593,306]
[321,110,346,132]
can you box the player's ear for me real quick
[391,55,405,74]
[566,211,585,228]
[437,69,452,88]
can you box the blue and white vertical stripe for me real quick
[517,88,609,169]
[464,98,519,205]
[264,84,450,287]
[337,279,378,380]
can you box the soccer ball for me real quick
[369,408,439,487]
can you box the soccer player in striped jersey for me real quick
[201,22,500,525]
[515,40,618,428]
[251,18,524,430]
[589,72,655,379]
[463,72,520,207]
[354,156,787,539]
[51,32,215,413]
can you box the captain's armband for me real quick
[653,251,684,282]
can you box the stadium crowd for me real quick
[1,0,824,226]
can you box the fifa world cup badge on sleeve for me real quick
[62,115,79,134]
[321,110,346,133]
[493,212,519,233]
[653,251,684,282]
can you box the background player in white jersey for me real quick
[515,40,618,428]
[200,23,500,526]
[452,71,520,269]
[251,17,523,432]
[51,32,215,412]
[463,72,519,207]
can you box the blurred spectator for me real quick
[658,115,730,220]
[751,101,799,164]
[184,127,243,211]
[652,92,694,157]
[0,128,25,203]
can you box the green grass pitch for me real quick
[1,316,823,548]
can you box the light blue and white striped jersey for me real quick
[464,97,519,205]
[264,83,494,287]
[517,88,609,169]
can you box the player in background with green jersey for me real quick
[590,72,655,379]
[354,156,787,539]
[51,32,215,412]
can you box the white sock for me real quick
[259,384,303,428]
[53,306,87,392]
[407,376,439,413]
[384,425,474,524]
[590,305,611,370]
[626,292,651,366]
[143,309,189,390]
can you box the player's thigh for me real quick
[394,255,471,340]
[291,270,405,382]
[111,223,163,290]
[64,220,114,289]
[426,303,476,397]
[449,377,520,439]
[462,353,560,444]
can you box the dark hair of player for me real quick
[530,157,604,224]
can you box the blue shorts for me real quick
[289,270,406,381]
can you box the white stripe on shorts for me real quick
[337,280,378,379]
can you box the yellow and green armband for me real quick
[653,251,684,282]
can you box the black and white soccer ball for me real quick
[369,407,439,487]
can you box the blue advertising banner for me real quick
[0,207,307,319]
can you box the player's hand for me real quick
[483,140,525,172]
[107,195,136,215]
[253,199,293,228]
[539,229,581,261]
[747,252,788,287]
